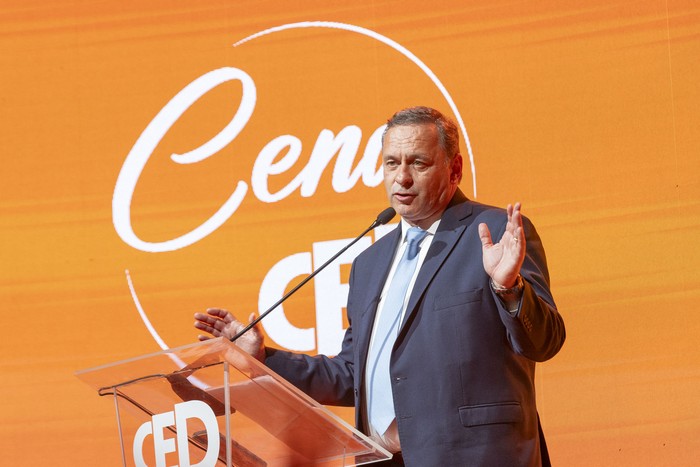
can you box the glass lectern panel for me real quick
[77,338,391,467]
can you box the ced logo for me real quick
[132,400,219,467]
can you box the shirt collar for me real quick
[399,217,441,242]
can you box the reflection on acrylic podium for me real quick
[77,338,391,467]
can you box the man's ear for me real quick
[451,153,463,184]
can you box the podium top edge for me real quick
[74,337,231,376]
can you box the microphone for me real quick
[231,207,397,342]
[374,206,397,227]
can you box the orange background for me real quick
[2,0,699,465]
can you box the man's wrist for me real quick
[491,275,524,313]
[491,274,523,291]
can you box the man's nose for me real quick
[395,163,412,187]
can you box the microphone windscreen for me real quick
[376,207,397,225]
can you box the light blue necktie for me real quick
[367,226,428,435]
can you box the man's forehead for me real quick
[383,124,438,147]
[386,122,437,135]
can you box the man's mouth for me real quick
[393,192,416,203]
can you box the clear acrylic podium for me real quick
[77,338,391,467]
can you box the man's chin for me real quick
[392,206,418,223]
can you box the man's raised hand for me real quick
[194,308,265,362]
[478,203,526,289]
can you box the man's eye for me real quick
[385,160,398,167]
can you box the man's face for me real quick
[382,124,462,229]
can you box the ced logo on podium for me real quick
[132,400,219,467]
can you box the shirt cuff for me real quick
[490,275,524,315]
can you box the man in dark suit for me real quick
[195,106,566,466]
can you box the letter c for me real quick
[133,420,153,467]
[258,252,315,351]
[113,67,256,253]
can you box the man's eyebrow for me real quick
[384,151,425,157]
[408,152,431,160]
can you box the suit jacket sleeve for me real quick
[492,214,565,362]
[263,262,360,407]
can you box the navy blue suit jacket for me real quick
[266,191,566,466]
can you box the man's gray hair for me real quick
[382,106,460,159]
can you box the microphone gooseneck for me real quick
[231,207,397,342]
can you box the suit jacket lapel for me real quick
[400,191,474,333]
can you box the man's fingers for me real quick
[478,223,493,247]
[206,308,230,318]
[512,203,522,223]
[194,312,229,333]
[201,308,240,327]
[248,312,262,332]
[193,318,213,330]
[195,308,253,342]
[194,312,219,328]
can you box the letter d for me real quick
[175,400,220,467]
